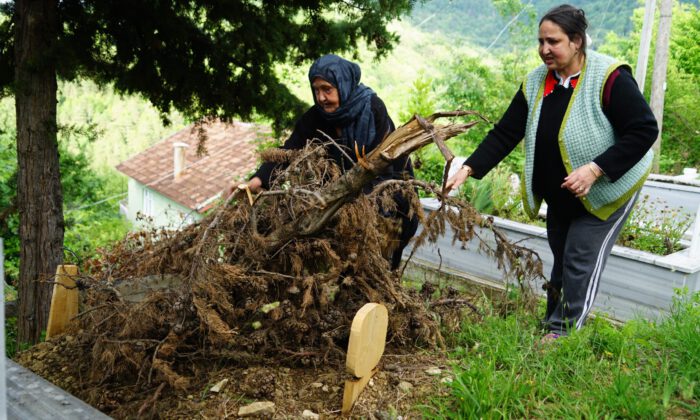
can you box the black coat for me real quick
[253,95,413,190]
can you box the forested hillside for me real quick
[410,0,699,49]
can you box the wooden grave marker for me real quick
[341,302,388,415]
[46,264,79,339]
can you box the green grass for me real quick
[425,289,700,419]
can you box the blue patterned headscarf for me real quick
[308,54,376,148]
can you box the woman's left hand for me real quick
[561,163,600,198]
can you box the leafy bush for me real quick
[456,166,532,223]
[601,3,700,173]
[0,97,131,284]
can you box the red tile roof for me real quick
[116,120,269,213]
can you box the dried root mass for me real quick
[21,113,545,413]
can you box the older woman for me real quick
[246,54,418,270]
[446,4,658,339]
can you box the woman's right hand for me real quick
[226,177,263,197]
[245,177,263,194]
[444,165,473,194]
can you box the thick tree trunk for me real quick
[14,0,63,344]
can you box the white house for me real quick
[116,119,270,229]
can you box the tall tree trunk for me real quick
[14,0,63,344]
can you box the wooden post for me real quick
[46,265,79,340]
[649,0,673,172]
[341,303,388,415]
[635,0,656,92]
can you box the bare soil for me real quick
[19,339,453,418]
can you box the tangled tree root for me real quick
[22,112,545,412]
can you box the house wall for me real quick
[125,178,202,229]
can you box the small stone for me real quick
[331,386,341,393]
[238,401,275,417]
[302,409,320,419]
[210,378,229,393]
[425,367,442,376]
[376,410,402,420]
[368,378,375,387]
[441,377,453,384]
[311,382,323,388]
[398,381,413,393]
[322,385,329,392]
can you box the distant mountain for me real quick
[409,0,699,49]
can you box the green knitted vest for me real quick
[521,50,652,221]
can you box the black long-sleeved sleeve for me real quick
[593,68,658,182]
[464,68,657,182]
[463,86,528,179]
[252,116,309,190]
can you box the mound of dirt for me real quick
[18,334,456,418]
[16,113,543,418]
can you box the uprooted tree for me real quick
[22,112,544,413]
[0,0,416,344]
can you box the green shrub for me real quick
[456,166,531,222]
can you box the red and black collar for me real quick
[543,70,580,97]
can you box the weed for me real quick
[617,195,692,255]
[4,317,32,358]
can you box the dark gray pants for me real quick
[544,193,638,334]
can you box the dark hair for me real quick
[540,4,588,53]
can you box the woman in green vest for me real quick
[445,4,658,340]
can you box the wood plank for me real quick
[345,303,388,378]
[341,367,378,415]
[342,303,388,414]
[46,265,79,340]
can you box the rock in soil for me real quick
[302,409,320,419]
[238,401,275,417]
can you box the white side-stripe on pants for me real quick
[543,192,639,334]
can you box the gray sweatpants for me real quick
[543,192,638,334]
